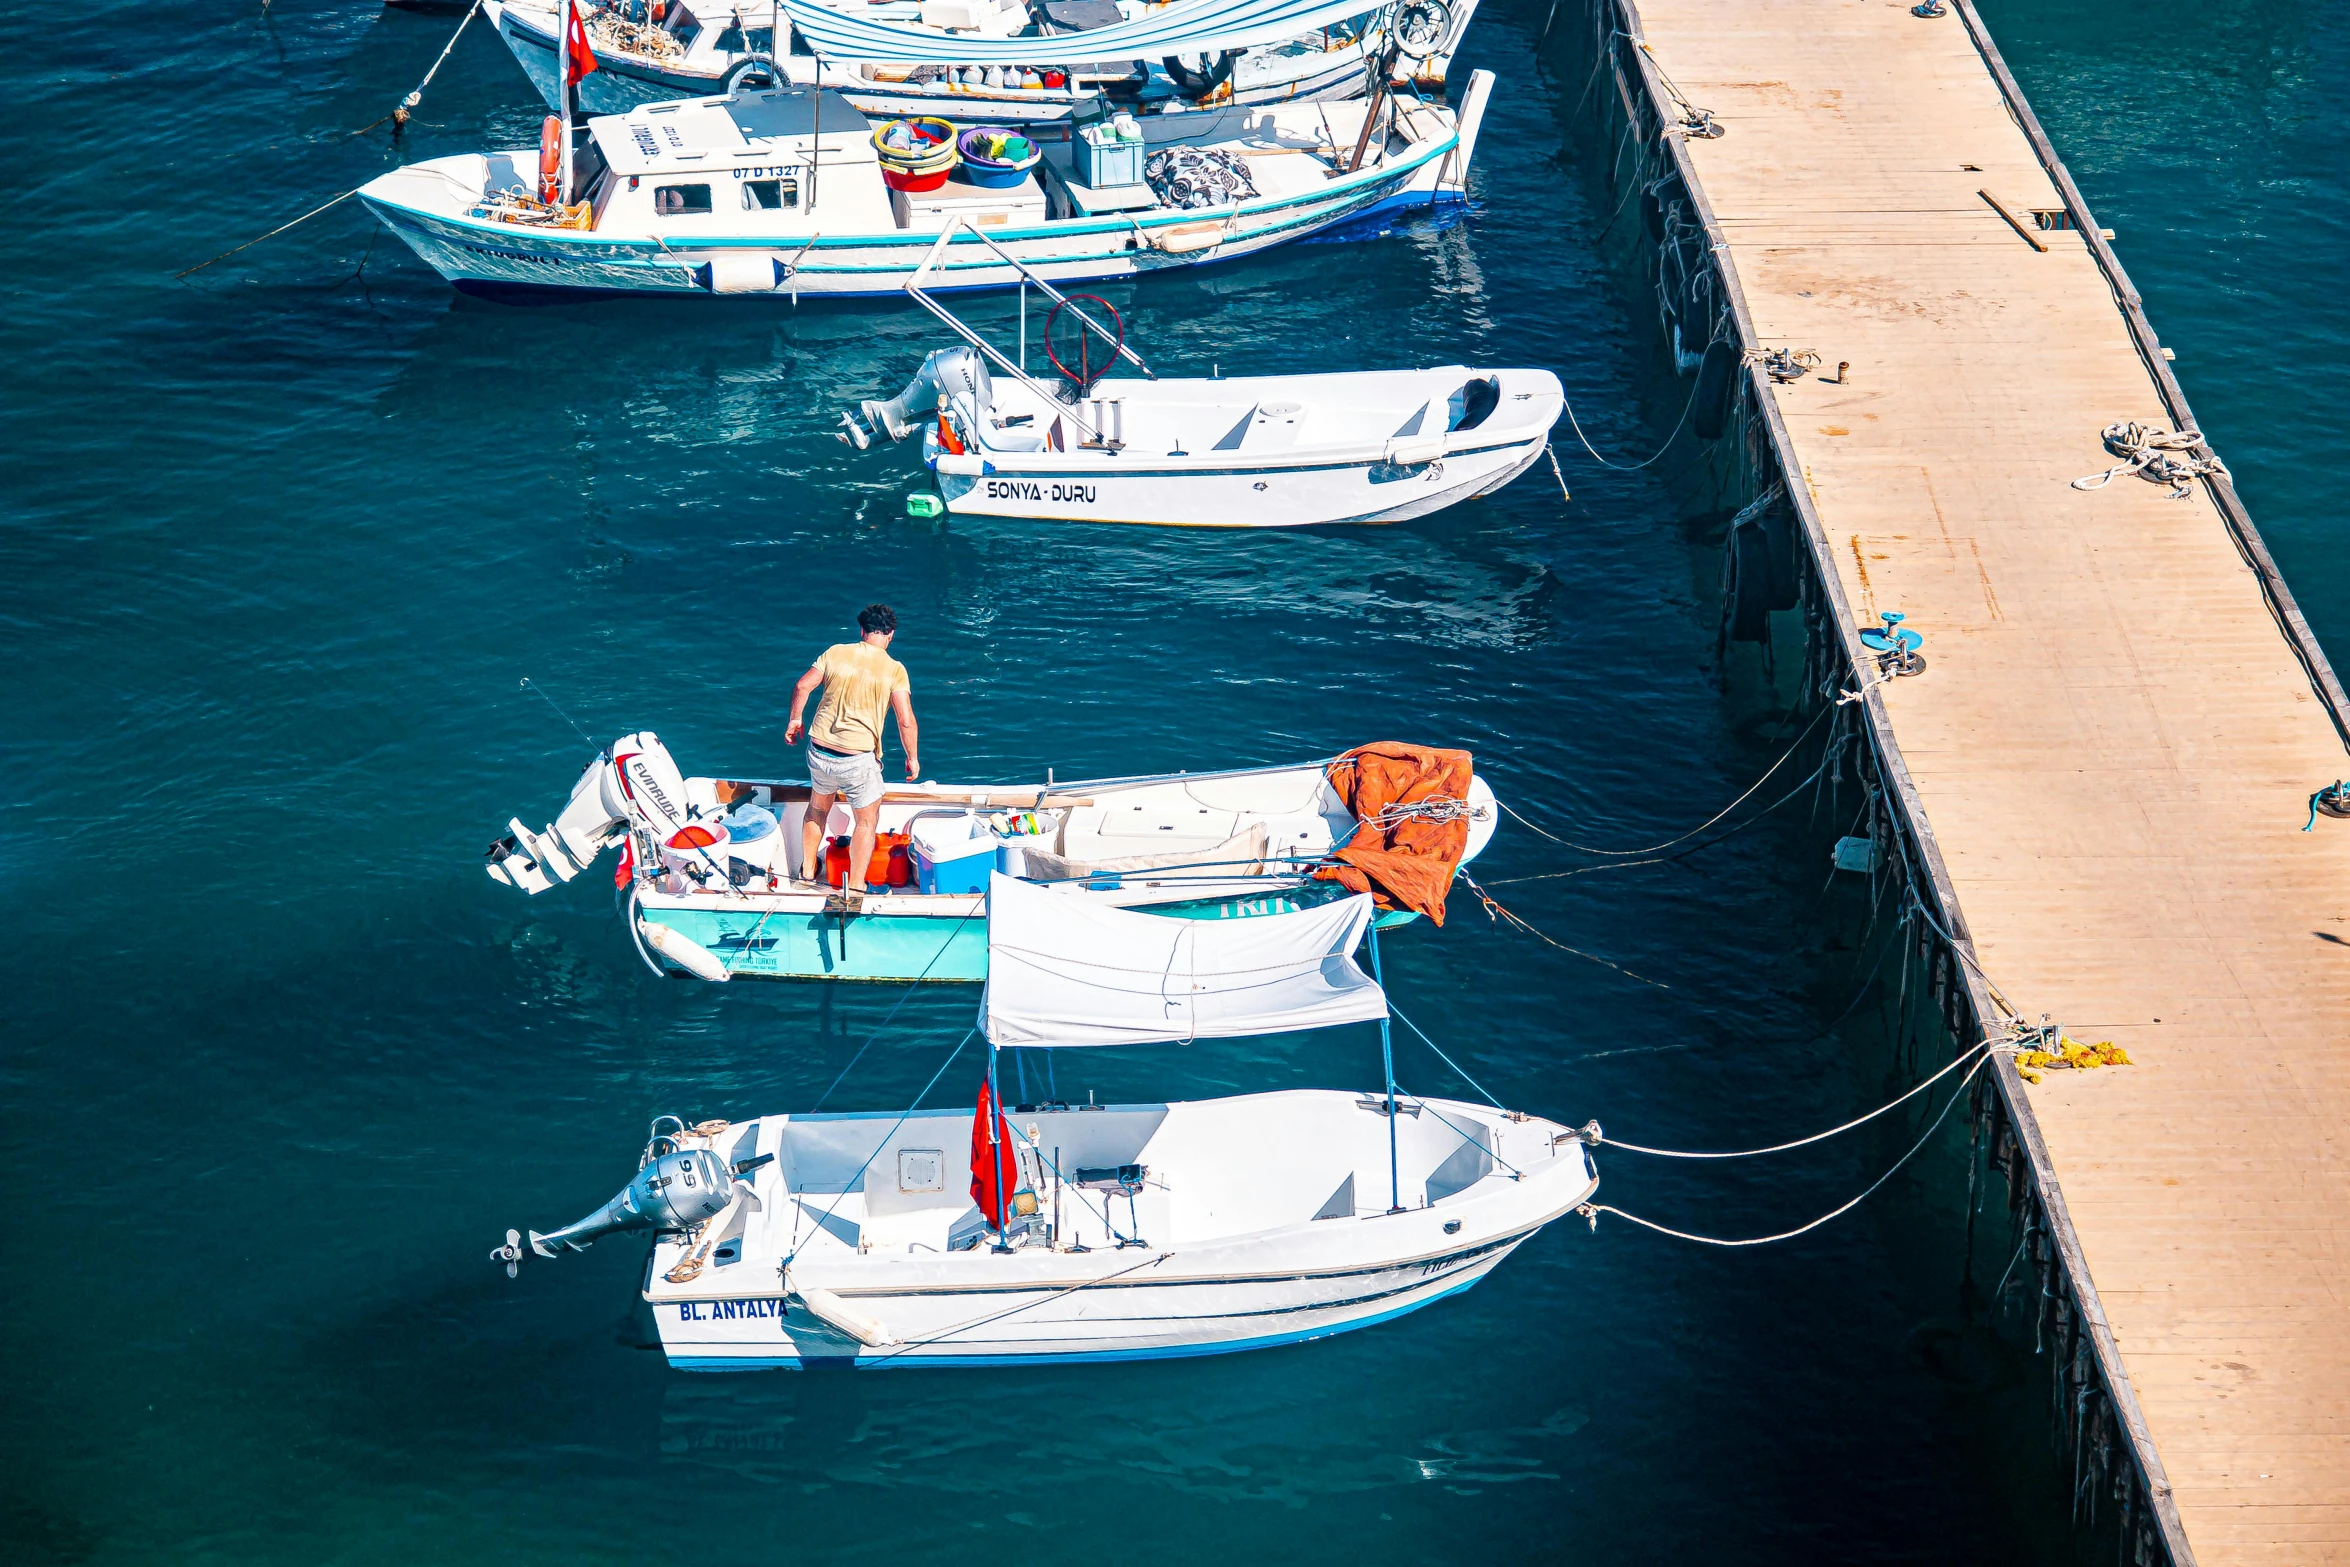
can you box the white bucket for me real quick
[660,822,731,883]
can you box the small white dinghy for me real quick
[495,876,1598,1367]
[846,232,1564,526]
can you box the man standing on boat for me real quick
[785,605,919,904]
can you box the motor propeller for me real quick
[492,1145,739,1275]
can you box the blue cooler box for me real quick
[1075,125,1146,189]
[910,814,998,895]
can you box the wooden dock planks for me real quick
[1621,1,2350,1560]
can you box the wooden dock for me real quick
[1598,2,2350,1560]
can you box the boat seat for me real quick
[1016,823,1269,885]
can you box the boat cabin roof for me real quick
[588,88,877,178]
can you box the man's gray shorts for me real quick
[807,745,885,809]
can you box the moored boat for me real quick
[853,262,1564,526]
[482,0,1476,124]
[485,733,1497,982]
[494,878,1597,1367]
[355,72,1492,298]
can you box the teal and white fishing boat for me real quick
[355,67,1492,299]
[486,731,1498,981]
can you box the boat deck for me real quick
[1623,1,2350,1560]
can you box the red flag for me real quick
[613,835,635,889]
[564,0,600,84]
[969,1076,1015,1230]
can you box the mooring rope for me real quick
[1457,872,1671,989]
[1480,743,1833,886]
[1598,1040,1996,1158]
[1386,1001,1507,1108]
[782,1027,975,1272]
[1579,1052,1991,1246]
[808,906,987,1107]
[1494,700,1830,857]
[1555,360,1707,471]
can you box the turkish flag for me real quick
[564,0,600,84]
[969,1076,1015,1230]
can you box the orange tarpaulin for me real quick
[1315,742,1476,925]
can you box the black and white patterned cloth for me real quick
[1143,147,1259,210]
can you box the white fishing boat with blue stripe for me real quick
[484,731,1497,982]
[493,876,1598,1367]
[484,0,1478,125]
[355,68,1492,298]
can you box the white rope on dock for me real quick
[2069,420,2229,499]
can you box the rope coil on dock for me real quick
[2069,421,2228,500]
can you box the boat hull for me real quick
[635,888,1416,982]
[493,2,1386,123]
[936,432,1551,528]
[659,1231,1533,1367]
[361,157,1459,301]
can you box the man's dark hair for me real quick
[857,603,897,636]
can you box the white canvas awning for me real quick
[782,0,1378,65]
[981,872,1386,1047]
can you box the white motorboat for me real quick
[845,242,1564,526]
[484,0,1477,125]
[484,730,1496,981]
[495,877,1599,1367]
[357,71,1490,298]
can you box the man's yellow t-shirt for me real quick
[806,641,910,757]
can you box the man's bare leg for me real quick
[801,791,839,883]
[845,802,884,891]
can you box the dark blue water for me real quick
[3,2,2336,1562]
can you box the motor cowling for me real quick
[859,346,992,444]
[525,1145,736,1259]
[485,730,692,894]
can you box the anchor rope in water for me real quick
[1579,1051,1992,1247]
[175,188,359,280]
[1457,871,1669,989]
[1494,700,1831,857]
[781,1027,975,1272]
[808,905,987,1106]
[1386,1001,1506,1108]
[349,0,486,140]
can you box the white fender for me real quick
[1384,434,1447,466]
[789,1277,899,1347]
[1450,70,1496,185]
[640,919,731,982]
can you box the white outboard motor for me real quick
[857,346,992,444]
[484,729,694,894]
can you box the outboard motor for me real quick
[491,1143,737,1277]
[855,346,993,444]
[485,729,693,893]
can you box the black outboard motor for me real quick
[491,1144,736,1277]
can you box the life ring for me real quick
[1160,49,1238,98]
[718,51,779,94]
[1043,294,1123,395]
[538,115,562,205]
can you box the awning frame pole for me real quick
[1369,921,1402,1213]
